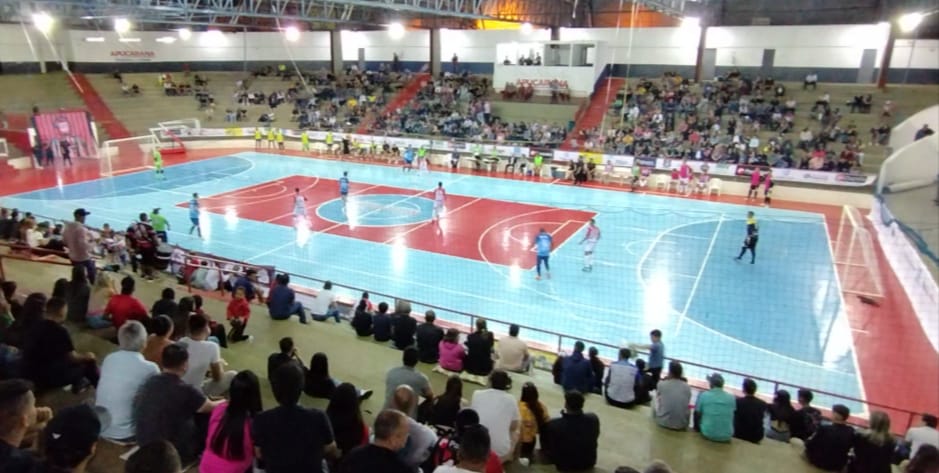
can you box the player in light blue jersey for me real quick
[339,171,350,206]
[188,192,202,238]
[531,228,553,280]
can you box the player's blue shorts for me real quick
[340,190,348,196]
[404,157,414,164]
[190,217,199,226]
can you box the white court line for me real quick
[674,215,723,336]
[383,197,482,244]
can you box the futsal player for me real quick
[152,147,164,180]
[432,181,446,224]
[301,130,310,152]
[763,169,774,207]
[678,159,692,195]
[188,192,202,238]
[531,228,553,280]
[293,187,308,226]
[254,128,262,150]
[579,219,601,272]
[747,167,761,200]
[417,145,429,174]
[267,128,276,149]
[402,145,415,172]
[735,211,759,264]
[339,171,350,207]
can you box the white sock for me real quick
[585,253,593,267]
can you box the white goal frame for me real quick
[833,205,885,299]
[99,135,159,177]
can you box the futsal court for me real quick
[1,150,876,408]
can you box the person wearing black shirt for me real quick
[587,347,605,394]
[735,211,759,264]
[415,310,444,364]
[791,388,823,441]
[339,409,411,473]
[542,390,600,471]
[372,302,392,342]
[21,298,99,392]
[350,300,373,336]
[464,319,494,376]
[253,363,338,473]
[733,378,767,443]
[391,300,417,350]
[267,337,303,387]
[0,379,48,473]
[150,287,178,317]
[804,404,855,472]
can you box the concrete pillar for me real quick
[877,23,895,90]
[550,26,561,41]
[330,30,343,76]
[694,25,707,83]
[430,28,442,77]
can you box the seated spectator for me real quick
[906,445,939,473]
[350,299,373,336]
[653,361,692,431]
[587,347,605,394]
[124,441,182,473]
[179,314,236,397]
[36,404,101,473]
[430,408,503,473]
[388,385,437,468]
[226,287,252,343]
[433,421,496,473]
[65,266,91,324]
[847,410,894,473]
[766,389,795,442]
[802,404,855,472]
[470,370,519,462]
[904,413,939,460]
[326,382,369,462]
[391,300,417,350]
[304,352,372,401]
[431,375,466,428]
[267,337,304,386]
[142,315,174,368]
[267,274,307,324]
[542,390,600,471]
[372,302,392,342]
[439,328,466,372]
[495,324,530,373]
[310,281,340,323]
[338,409,411,473]
[151,287,178,318]
[103,276,149,330]
[200,371,262,473]
[560,341,594,394]
[86,273,115,329]
[804,72,818,90]
[464,319,494,376]
[134,343,221,465]
[518,382,549,465]
[384,347,434,419]
[604,347,638,409]
[22,297,98,392]
[733,378,767,444]
[415,310,444,363]
[96,321,159,442]
[694,373,735,442]
[791,388,823,441]
[0,379,52,473]
[632,359,654,405]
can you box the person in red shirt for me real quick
[431,408,504,473]
[226,286,252,343]
[103,276,149,329]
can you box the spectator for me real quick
[384,347,434,419]
[52,278,68,300]
[904,413,939,459]
[518,382,549,465]
[225,286,252,343]
[604,347,639,409]
[22,297,98,392]
[391,300,417,350]
[37,404,100,473]
[310,281,341,323]
[495,324,530,373]
[142,315,174,368]
[179,314,236,397]
[103,276,149,330]
[416,310,444,363]
[252,363,338,473]
[326,382,369,461]
[388,385,438,468]
[134,343,221,465]
[267,337,303,386]
[914,124,934,141]
[906,445,939,473]
[802,404,855,472]
[653,361,691,431]
[373,302,392,342]
[791,388,823,441]
[433,422,493,473]
[62,208,96,283]
[230,269,261,303]
[304,352,372,401]
[87,273,115,329]
[96,321,159,442]
[470,370,520,462]
[766,389,795,442]
[124,441,182,473]
[632,359,654,405]
[65,266,91,324]
[587,347,605,394]
[439,328,466,372]
[733,378,767,444]
[4,292,46,349]
[0,379,51,473]
[151,287,178,318]
[200,371,262,473]
[430,408,504,473]
[267,274,307,324]
[432,375,466,428]
[631,329,665,388]
[465,319,494,376]
[338,409,411,473]
[560,341,594,394]
[542,390,600,471]
[694,373,735,442]
[350,299,373,336]
[847,410,894,473]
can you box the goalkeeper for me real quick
[152,147,164,180]
[735,211,758,264]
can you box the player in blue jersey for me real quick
[531,228,553,280]
[188,192,202,238]
[339,171,350,207]
[735,211,759,264]
[402,145,415,172]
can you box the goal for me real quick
[832,205,885,299]
[100,135,160,177]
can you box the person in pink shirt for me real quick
[438,328,466,372]
[763,169,774,207]
[678,159,693,195]
[747,167,762,200]
[200,370,262,473]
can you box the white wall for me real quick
[889,39,939,70]
[559,27,700,66]
[340,29,429,63]
[0,23,69,64]
[442,28,551,63]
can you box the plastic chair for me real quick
[708,178,723,196]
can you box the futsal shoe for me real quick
[535,275,541,280]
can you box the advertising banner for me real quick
[32,111,98,159]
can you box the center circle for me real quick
[316,193,435,227]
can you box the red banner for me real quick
[32,111,97,159]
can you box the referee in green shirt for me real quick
[150,208,170,243]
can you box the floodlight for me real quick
[681,16,700,28]
[178,28,192,40]
[388,22,405,39]
[898,12,923,33]
[32,12,54,34]
[520,22,533,35]
[284,25,300,42]
[114,18,131,34]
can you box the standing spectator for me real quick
[470,370,520,462]
[766,389,795,442]
[103,276,149,330]
[694,373,736,442]
[560,341,594,394]
[432,376,466,429]
[179,314,236,397]
[129,213,159,280]
[495,324,530,373]
[904,414,939,459]
[200,371,262,473]
[142,315,174,368]
[587,347,605,394]
[415,310,444,363]
[326,383,369,461]
[267,274,307,324]
[733,378,767,444]
[267,337,303,385]
[631,329,665,389]
[149,208,170,243]
[372,302,392,342]
[439,328,466,372]
[0,379,50,473]
[65,265,91,324]
[464,319,494,376]
[847,411,894,473]
[134,344,221,465]
[791,388,823,441]
[252,363,338,473]
[542,390,600,471]
[225,287,252,343]
[124,441,182,473]
[654,361,692,431]
[802,404,855,472]
[310,281,340,323]
[391,300,417,350]
[36,404,100,473]
[62,208,96,283]
[338,409,411,473]
[604,347,639,409]
[151,288,178,318]
[383,347,434,419]
[22,297,98,392]
[96,321,159,442]
[518,382,549,465]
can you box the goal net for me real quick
[100,135,159,177]
[833,205,885,299]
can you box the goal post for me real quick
[833,205,885,299]
[100,135,159,177]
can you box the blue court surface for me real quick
[3,152,863,402]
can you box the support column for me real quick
[550,26,561,41]
[430,28,441,77]
[877,23,895,90]
[330,30,343,76]
[694,25,707,83]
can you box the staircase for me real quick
[357,73,430,134]
[67,73,132,140]
[562,77,625,150]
